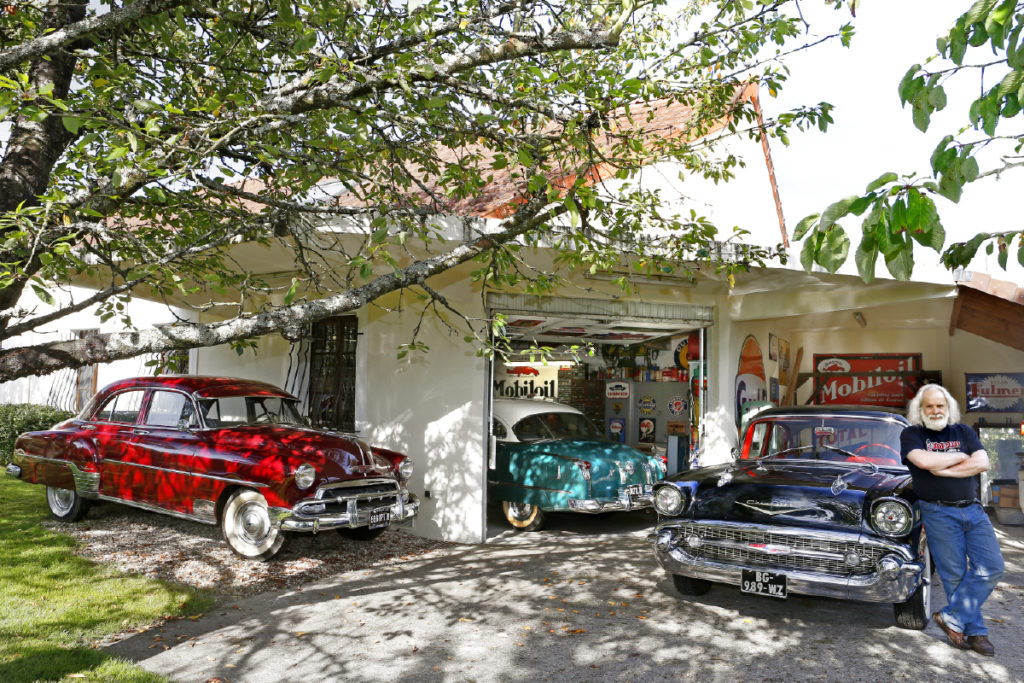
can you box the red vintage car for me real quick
[4,376,419,560]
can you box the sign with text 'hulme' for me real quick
[813,353,923,408]
[966,373,1024,413]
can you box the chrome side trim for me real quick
[103,458,268,488]
[19,455,103,498]
[95,494,218,525]
[486,479,574,495]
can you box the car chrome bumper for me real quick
[5,463,22,479]
[568,487,654,513]
[648,523,924,603]
[271,493,420,533]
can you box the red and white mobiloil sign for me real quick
[812,353,923,407]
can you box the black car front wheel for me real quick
[502,501,546,531]
[45,485,90,522]
[893,535,931,629]
[672,573,711,596]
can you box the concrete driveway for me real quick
[107,508,1024,682]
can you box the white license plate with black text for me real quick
[369,510,391,529]
[623,484,643,498]
[741,569,787,599]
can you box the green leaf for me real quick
[31,284,55,306]
[884,238,914,280]
[792,213,819,241]
[62,116,84,134]
[865,172,898,193]
[854,234,879,284]
[898,64,923,104]
[800,233,819,272]
[911,101,931,132]
[819,196,858,232]
[817,226,850,274]
[284,277,299,305]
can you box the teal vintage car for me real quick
[489,398,667,531]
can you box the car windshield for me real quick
[512,411,602,442]
[743,415,905,467]
[198,395,306,428]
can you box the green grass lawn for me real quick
[0,477,214,683]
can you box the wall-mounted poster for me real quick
[812,353,923,407]
[638,417,656,443]
[778,338,791,386]
[769,333,779,361]
[735,335,767,424]
[966,373,1024,412]
[608,418,626,442]
[770,377,780,404]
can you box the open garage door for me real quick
[486,293,713,346]
[483,293,713,537]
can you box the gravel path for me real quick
[43,500,457,597]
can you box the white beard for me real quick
[923,413,949,431]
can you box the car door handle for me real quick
[132,429,150,435]
[82,424,96,431]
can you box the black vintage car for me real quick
[649,405,931,629]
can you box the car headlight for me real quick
[654,485,686,516]
[398,458,413,481]
[294,463,317,490]
[871,499,913,536]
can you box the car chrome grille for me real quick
[305,478,399,516]
[673,522,885,576]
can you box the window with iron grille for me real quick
[308,316,358,431]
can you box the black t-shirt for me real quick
[900,423,984,502]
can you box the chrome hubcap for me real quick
[48,487,74,513]
[508,503,531,520]
[237,502,270,543]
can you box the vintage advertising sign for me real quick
[606,381,630,399]
[966,373,1024,413]
[812,353,923,407]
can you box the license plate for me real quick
[740,569,787,599]
[623,484,643,498]
[369,510,391,529]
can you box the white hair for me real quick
[907,384,961,427]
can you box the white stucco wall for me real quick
[0,287,196,410]
[194,331,294,389]
[364,274,489,544]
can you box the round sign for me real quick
[638,396,656,415]
[668,396,688,415]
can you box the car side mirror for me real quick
[177,418,195,432]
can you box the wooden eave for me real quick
[950,283,1024,352]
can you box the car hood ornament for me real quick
[735,500,816,516]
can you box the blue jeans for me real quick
[918,500,1004,636]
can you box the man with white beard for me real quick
[900,384,1004,657]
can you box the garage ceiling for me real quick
[488,293,712,347]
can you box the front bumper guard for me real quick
[270,493,420,533]
[5,463,22,479]
[649,525,924,603]
[568,486,654,513]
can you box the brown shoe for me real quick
[933,611,967,649]
[967,635,995,657]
